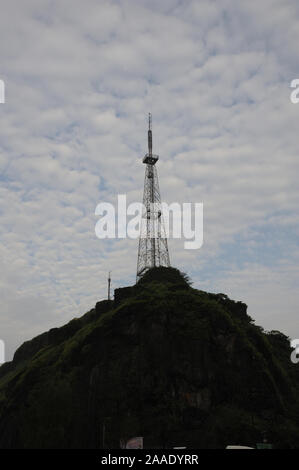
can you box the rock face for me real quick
[0,267,299,449]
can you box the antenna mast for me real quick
[148,112,152,156]
[136,114,170,281]
[108,272,111,301]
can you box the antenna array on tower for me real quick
[136,114,170,280]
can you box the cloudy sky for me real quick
[0,0,299,361]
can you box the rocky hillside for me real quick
[0,267,299,449]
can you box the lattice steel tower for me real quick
[136,114,170,280]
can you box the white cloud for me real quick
[0,0,299,359]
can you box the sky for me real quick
[0,0,299,361]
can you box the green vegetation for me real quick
[0,267,299,448]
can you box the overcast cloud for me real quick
[0,0,299,360]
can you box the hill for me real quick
[0,267,299,449]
